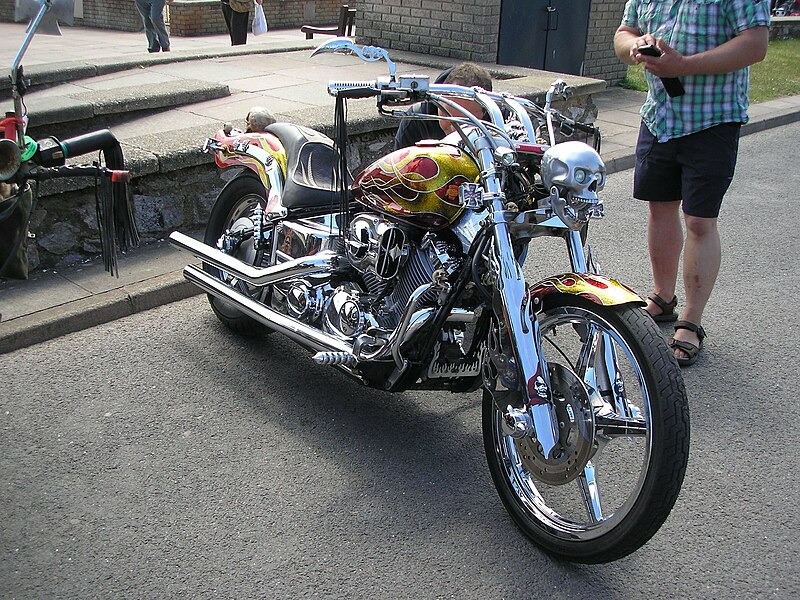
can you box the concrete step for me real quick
[21,76,231,141]
[0,40,318,100]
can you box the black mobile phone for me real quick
[637,44,662,57]
[635,44,685,98]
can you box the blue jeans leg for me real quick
[135,0,170,51]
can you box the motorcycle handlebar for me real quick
[327,78,599,138]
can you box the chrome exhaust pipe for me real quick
[183,264,354,355]
[169,231,338,286]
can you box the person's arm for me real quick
[614,24,655,66]
[645,26,769,78]
[615,24,769,78]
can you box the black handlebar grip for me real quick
[573,122,597,134]
[338,87,379,99]
[60,129,120,158]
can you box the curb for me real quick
[0,271,202,355]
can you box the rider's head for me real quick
[438,63,493,136]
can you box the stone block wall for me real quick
[769,17,800,39]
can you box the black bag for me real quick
[0,183,34,280]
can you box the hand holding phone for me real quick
[636,44,662,57]
[635,44,686,98]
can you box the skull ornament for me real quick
[540,141,606,226]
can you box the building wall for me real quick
[0,0,345,35]
[354,0,503,63]
[355,0,629,82]
[169,0,345,36]
[584,0,628,83]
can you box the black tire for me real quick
[482,296,689,563]
[203,174,272,336]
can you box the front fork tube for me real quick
[566,228,629,414]
[491,209,558,459]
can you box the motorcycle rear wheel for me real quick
[482,296,689,563]
[204,173,272,336]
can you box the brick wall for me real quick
[75,0,144,32]
[170,0,229,36]
[355,0,628,82]
[585,0,628,83]
[0,0,344,35]
[354,0,502,63]
[0,2,14,23]
[170,0,345,36]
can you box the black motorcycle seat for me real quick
[265,123,353,213]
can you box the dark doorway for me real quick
[497,0,592,76]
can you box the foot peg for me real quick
[312,352,358,366]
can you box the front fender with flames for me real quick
[529,273,644,307]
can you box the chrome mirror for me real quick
[311,37,396,81]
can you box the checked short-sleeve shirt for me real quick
[621,0,771,141]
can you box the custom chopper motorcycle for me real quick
[169,39,689,563]
[0,0,137,279]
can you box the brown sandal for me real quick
[647,293,678,322]
[670,320,706,367]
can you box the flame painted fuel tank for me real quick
[352,143,480,230]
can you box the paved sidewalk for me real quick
[1,23,799,354]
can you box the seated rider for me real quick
[393,63,493,150]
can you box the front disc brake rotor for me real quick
[515,363,595,485]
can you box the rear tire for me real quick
[203,174,272,336]
[482,296,689,563]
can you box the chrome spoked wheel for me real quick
[482,296,689,563]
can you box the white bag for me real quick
[252,4,268,36]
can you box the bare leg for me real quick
[645,201,683,319]
[673,214,720,359]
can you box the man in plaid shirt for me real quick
[614,0,770,366]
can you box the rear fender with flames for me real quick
[212,128,287,187]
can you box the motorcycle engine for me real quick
[348,214,462,330]
[272,213,462,339]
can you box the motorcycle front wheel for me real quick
[482,296,689,563]
[204,173,272,336]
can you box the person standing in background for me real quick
[614,1,770,366]
[221,0,263,46]
[135,0,171,53]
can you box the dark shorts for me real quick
[633,121,742,218]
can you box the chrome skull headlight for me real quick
[540,141,606,228]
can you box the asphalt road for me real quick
[1,123,798,599]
